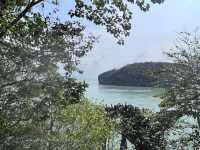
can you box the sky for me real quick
[50,0,200,80]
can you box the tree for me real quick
[0,0,165,149]
[105,32,200,150]
[0,0,164,43]
[160,32,200,149]
[57,100,114,150]
[106,104,180,150]
[0,16,93,148]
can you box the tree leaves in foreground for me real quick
[59,100,114,150]
[106,104,182,150]
[160,32,200,149]
[0,16,94,148]
[0,0,164,43]
[0,0,165,149]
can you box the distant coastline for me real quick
[98,62,173,87]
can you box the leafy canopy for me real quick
[0,0,164,149]
[160,32,200,149]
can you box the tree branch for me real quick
[0,0,44,38]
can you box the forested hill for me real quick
[98,62,173,87]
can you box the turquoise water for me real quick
[85,81,164,111]
[85,81,195,149]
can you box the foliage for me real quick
[0,0,164,44]
[0,0,165,149]
[57,100,114,150]
[0,8,92,147]
[105,104,181,150]
[102,32,200,149]
[160,32,200,149]
[0,77,88,149]
[98,62,173,87]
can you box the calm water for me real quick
[85,80,194,149]
[85,81,164,111]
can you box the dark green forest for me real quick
[98,62,173,87]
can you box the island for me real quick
[98,62,173,87]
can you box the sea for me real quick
[83,79,194,149]
[84,80,164,111]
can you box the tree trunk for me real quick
[102,138,107,150]
[196,113,200,129]
[0,0,6,12]
[134,143,151,150]
[120,134,127,150]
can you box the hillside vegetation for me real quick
[98,62,173,87]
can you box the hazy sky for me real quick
[53,0,200,80]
